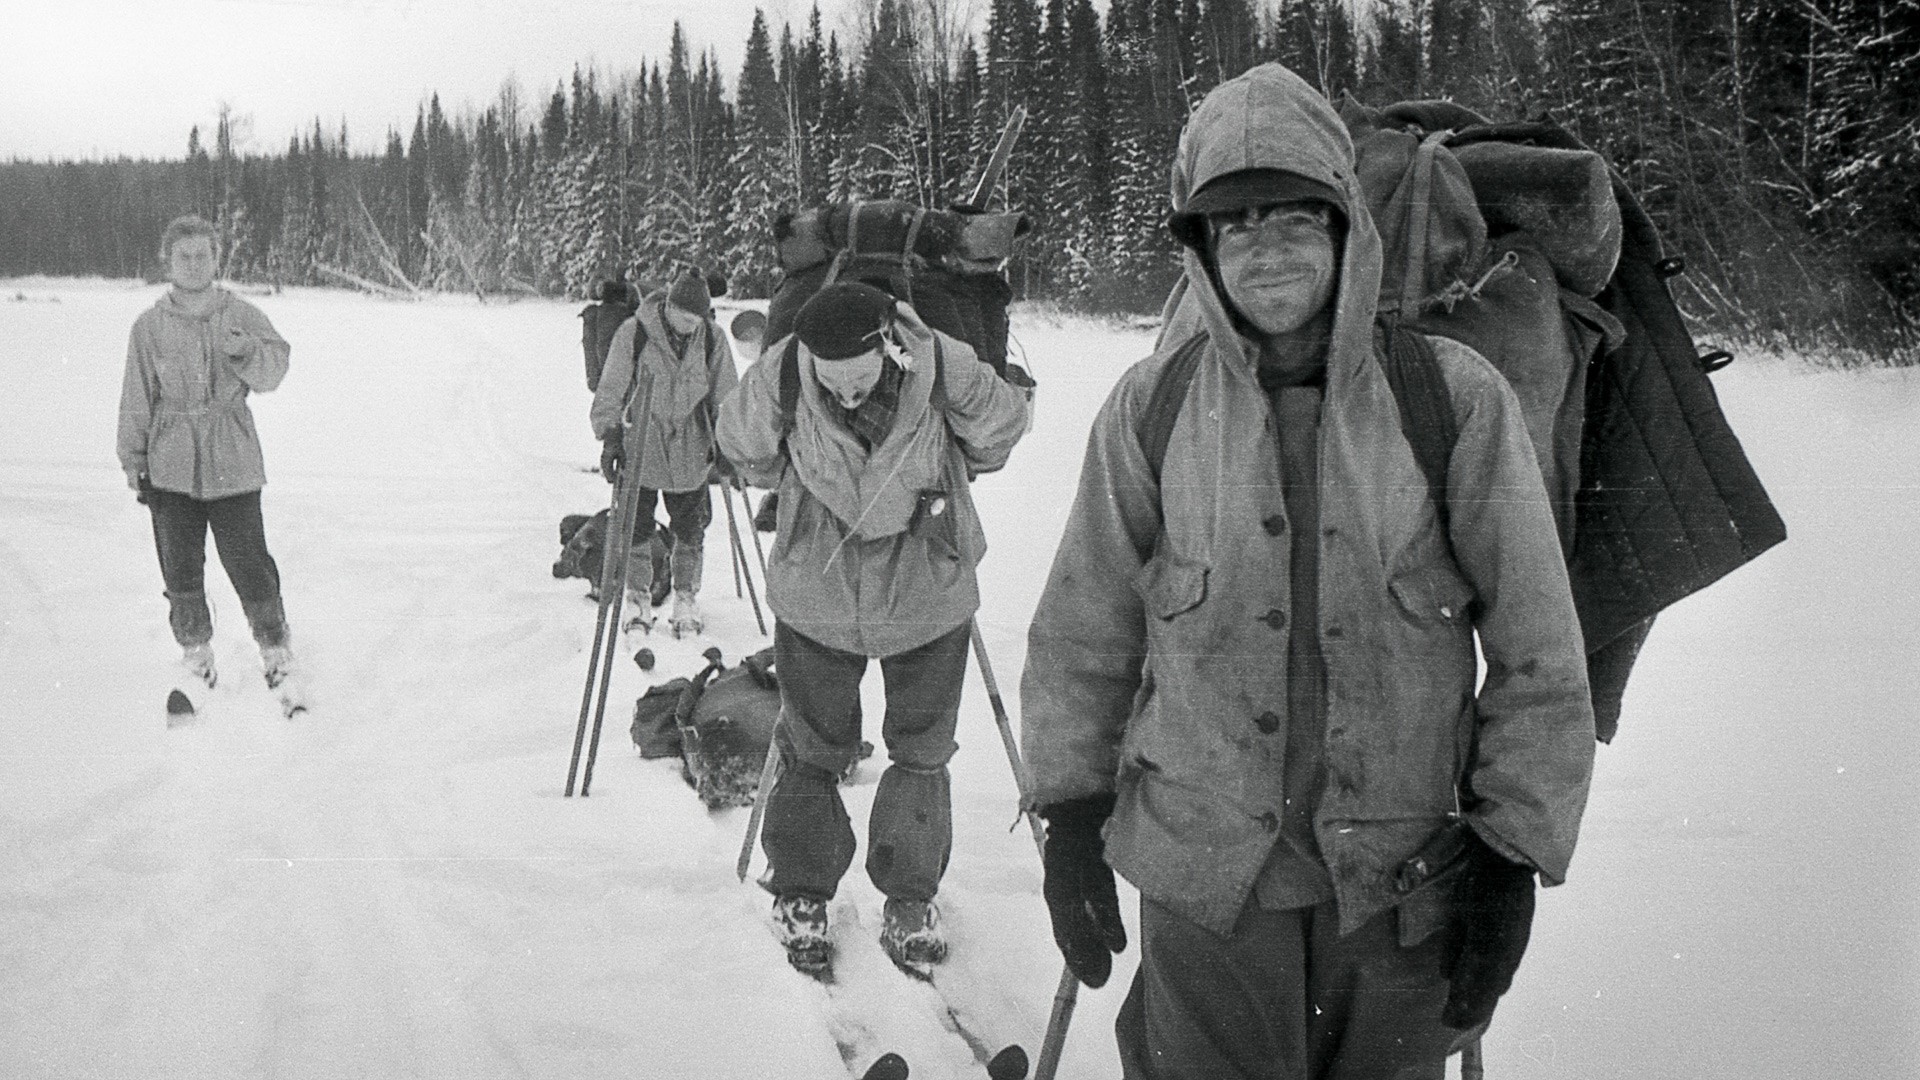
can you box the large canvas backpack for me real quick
[762,199,1036,474]
[767,200,1033,381]
[1149,100,1786,740]
[579,278,639,392]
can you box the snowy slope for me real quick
[0,278,1913,1079]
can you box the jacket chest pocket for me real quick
[1134,555,1209,622]
[1387,566,1476,627]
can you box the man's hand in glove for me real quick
[1040,793,1127,988]
[1442,831,1538,1031]
[599,432,624,483]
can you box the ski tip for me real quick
[165,689,197,725]
[861,1052,909,1080]
[987,1044,1030,1080]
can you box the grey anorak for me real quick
[717,329,1028,658]
[589,298,739,494]
[1020,63,1596,938]
[117,288,290,500]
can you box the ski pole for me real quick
[723,485,745,598]
[720,480,767,636]
[967,620,1079,1080]
[736,723,784,881]
[567,451,636,795]
[571,379,653,797]
[566,455,638,795]
[736,477,771,580]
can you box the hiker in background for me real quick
[580,270,639,392]
[590,268,737,637]
[715,281,1028,979]
[1020,63,1596,1080]
[118,213,297,691]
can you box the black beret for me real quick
[1169,168,1344,250]
[795,281,896,361]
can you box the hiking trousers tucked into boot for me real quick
[623,484,712,600]
[760,619,970,902]
[1117,896,1459,1080]
[147,488,287,647]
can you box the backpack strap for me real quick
[1380,326,1459,531]
[1137,334,1208,484]
[777,334,802,440]
[1134,329,1457,527]
[619,309,652,416]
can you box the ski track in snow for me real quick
[1,279,1915,1079]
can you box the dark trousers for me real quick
[1117,897,1458,1080]
[147,488,287,647]
[627,485,711,549]
[760,620,970,902]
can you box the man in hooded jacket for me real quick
[1020,63,1596,1079]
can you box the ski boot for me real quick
[260,644,295,689]
[879,898,947,978]
[668,590,703,639]
[621,547,656,634]
[772,894,832,978]
[182,643,218,689]
[260,643,308,718]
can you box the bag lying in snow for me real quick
[629,648,870,809]
[551,509,673,607]
[1157,98,1786,740]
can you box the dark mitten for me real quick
[1442,833,1538,1030]
[753,492,779,533]
[599,432,624,483]
[1040,793,1127,988]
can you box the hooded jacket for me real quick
[589,297,739,493]
[1020,63,1596,938]
[117,288,290,500]
[716,328,1028,657]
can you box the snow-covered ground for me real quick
[0,278,1913,1080]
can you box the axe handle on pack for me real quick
[967,106,1027,209]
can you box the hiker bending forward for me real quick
[590,270,737,637]
[1020,63,1596,1080]
[716,282,1029,974]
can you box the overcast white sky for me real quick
[0,0,875,161]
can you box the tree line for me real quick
[1,0,1913,358]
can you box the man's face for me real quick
[664,304,703,334]
[167,235,218,292]
[813,350,885,409]
[1210,202,1337,337]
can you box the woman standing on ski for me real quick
[118,214,296,693]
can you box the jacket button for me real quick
[1262,514,1285,536]
[1258,609,1286,630]
[1254,711,1280,734]
[1325,626,1344,639]
[1259,811,1280,833]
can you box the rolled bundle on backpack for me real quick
[1452,142,1622,297]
